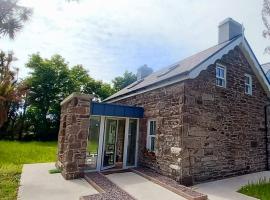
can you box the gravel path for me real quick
[81,172,135,200]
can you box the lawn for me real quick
[0,141,57,200]
[238,178,270,200]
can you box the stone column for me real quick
[56,92,93,180]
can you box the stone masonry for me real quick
[116,82,190,184]
[114,46,270,185]
[184,47,269,183]
[57,93,93,180]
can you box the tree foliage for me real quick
[0,52,138,140]
[0,51,26,128]
[0,0,32,39]
[262,0,270,53]
[23,54,114,140]
[112,70,137,91]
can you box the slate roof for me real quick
[105,35,242,102]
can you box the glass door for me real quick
[125,119,138,167]
[102,118,118,169]
[86,116,101,170]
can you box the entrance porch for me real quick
[86,102,143,172]
[56,93,144,179]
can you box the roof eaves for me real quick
[243,37,270,85]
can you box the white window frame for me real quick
[147,119,157,152]
[244,74,252,95]
[216,64,226,88]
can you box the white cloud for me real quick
[0,0,268,82]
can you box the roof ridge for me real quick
[156,35,242,78]
[104,35,242,102]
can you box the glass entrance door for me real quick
[126,119,138,167]
[102,118,118,169]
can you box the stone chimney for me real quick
[218,18,242,44]
[137,65,153,80]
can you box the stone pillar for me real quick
[56,92,93,180]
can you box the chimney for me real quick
[218,18,242,44]
[137,64,153,80]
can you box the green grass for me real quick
[87,140,98,154]
[238,177,270,200]
[0,141,57,200]
[48,168,61,174]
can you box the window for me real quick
[245,74,252,95]
[216,65,226,87]
[147,119,156,152]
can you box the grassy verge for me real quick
[0,141,57,200]
[238,177,270,200]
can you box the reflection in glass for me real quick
[126,119,137,166]
[103,119,117,168]
[86,116,100,170]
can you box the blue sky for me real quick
[1,0,269,83]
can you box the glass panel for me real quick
[216,78,225,87]
[126,119,137,166]
[116,119,125,163]
[150,121,153,135]
[103,119,117,168]
[150,121,156,135]
[86,116,100,170]
[216,66,225,78]
[150,136,156,152]
[245,76,250,84]
[216,67,219,77]
[245,85,251,94]
[220,68,224,78]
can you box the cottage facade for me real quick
[57,18,270,185]
[104,18,270,184]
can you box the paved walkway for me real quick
[106,172,186,200]
[193,171,270,200]
[18,163,98,200]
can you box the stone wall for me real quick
[184,47,269,183]
[57,93,93,180]
[115,83,192,183]
[113,46,270,185]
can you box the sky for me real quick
[1,0,269,83]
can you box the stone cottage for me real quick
[57,18,270,185]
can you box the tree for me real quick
[0,51,26,129]
[25,54,70,140]
[68,65,115,99]
[24,53,115,140]
[0,0,32,39]
[262,0,270,53]
[112,70,137,91]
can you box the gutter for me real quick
[264,104,270,170]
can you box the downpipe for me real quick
[264,104,270,171]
